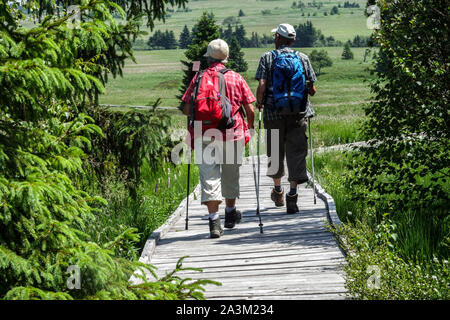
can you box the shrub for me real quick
[348,0,449,259]
[309,49,333,75]
[334,221,449,299]
[312,151,450,299]
[341,42,353,60]
[0,0,215,300]
[86,106,177,198]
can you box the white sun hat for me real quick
[271,23,296,39]
[203,39,229,63]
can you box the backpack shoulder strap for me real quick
[293,51,307,76]
[271,49,280,59]
[191,70,204,104]
[217,71,226,98]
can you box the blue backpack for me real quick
[271,50,308,115]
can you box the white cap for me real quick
[204,39,229,62]
[271,23,296,39]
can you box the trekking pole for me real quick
[185,116,191,230]
[186,61,201,230]
[250,108,263,234]
[308,117,317,205]
[257,108,263,233]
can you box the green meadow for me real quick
[100,46,374,147]
[143,0,371,41]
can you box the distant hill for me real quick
[148,0,371,43]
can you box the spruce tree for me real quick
[0,0,217,300]
[294,21,316,47]
[234,24,248,47]
[227,36,248,73]
[179,11,220,103]
[148,30,178,49]
[179,25,192,49]
[341,41,354,59]
[166,30,178,49]
[222,24,234,44]
[250,32,260,48]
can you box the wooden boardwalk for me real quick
[141,156,347,300]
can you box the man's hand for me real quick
[183,102,192,116]
[243,103,255,130]
[306,81,316,96]
[256,79,266,110]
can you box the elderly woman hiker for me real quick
[181,39,256,238]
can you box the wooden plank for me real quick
[153,259,345,277]
[152,267,346,281]
[153,238,338,257]
[135,155,347,299]
[206,293,347,300]
[151,251,345,269]
[152,241,340,259]
[151,246,342,262]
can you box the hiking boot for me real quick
[209,218,224,238]
[224,208,242,229]
[271,187,285,207]
[286,193,299,214]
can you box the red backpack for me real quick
[190,68,235,133]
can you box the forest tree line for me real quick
[137,20,373,50]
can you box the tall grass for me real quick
[309,150,449,299]
[82,157,199,257]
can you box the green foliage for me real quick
[132,257,221,300]
[81,155,200,255]
[291,1,306,9]
[148,30,178,50]
[232,25,248,48]
[86,106,177,198]
[350,35,373,48]
[346,0,449,259]
[343,1,360,8]
[0,0,213,300]
[309,49,333,75]
[221,24,265,48]
[179,25,192,49]
[222,16,241,26]
[18,0,188,30]
[311,150,450,298]
[294,21,343,47]
[227,37,248,73]
[334,221,449,299]
[179,11,221,103]
[341,42,354,59]
[330,6,339,15]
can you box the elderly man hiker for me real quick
[255,23,317,214]
[182,39,256,238]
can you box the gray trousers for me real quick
[264,117,309,183]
